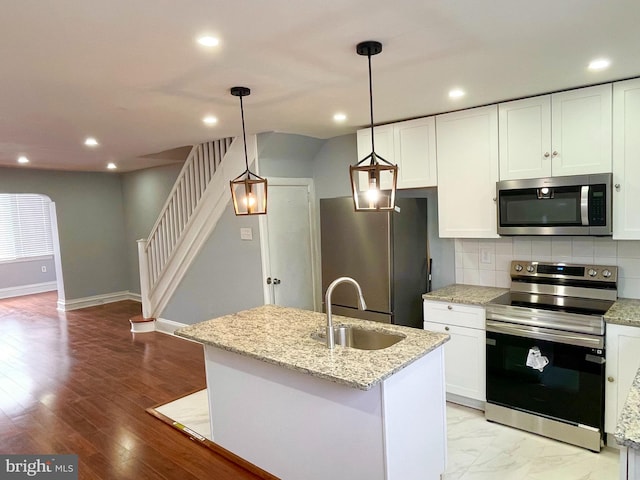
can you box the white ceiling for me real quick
[2,0,639,172]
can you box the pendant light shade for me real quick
[229,86,268,216]
[350,41,398,212]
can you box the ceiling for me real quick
[2,0,639,173]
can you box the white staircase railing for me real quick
[137,136,254,318]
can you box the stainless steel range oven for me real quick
[485,261,617,452]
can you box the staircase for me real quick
[137,134,258,321]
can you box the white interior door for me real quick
[260,179,318,311]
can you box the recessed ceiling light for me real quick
[449,89,465,99]
[85,137,99,147]
[197,36,219,47]
[17,156,29,164]
[107,163,117,170]
[333,113,347,122]
[588,58,611,71]
[203,115,218,126]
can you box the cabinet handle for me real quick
[445,326,450,331]
[492,197,497,202]
[552,151,558,157]
[544,152,550,158]
[447,305,453,310]
[608,376,615,383]
[615,184,621,191]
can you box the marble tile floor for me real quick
[155,391,619,479]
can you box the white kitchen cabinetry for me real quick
[435,105,499,238]
[393,117,437,188]
[356,117,437,190]
[613,78,640,239]
[424,300,486,408]
[499,84,612,180]
[604,323,640,435]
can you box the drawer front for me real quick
[423,300,485,330]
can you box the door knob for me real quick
[607,376,615,383]
[266,277,272,285]
[552,151,558,157]
[544,152,550,158]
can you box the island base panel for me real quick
[204,346,446,480]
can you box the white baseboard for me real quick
[57,291,140,311]
[446,393,485,411]
[0,281,57,300]
[155,317,191,336]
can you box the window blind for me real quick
[0,194,54,261]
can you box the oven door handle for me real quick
[486,320,604,349]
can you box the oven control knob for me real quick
[588,268,598,277]
[514,264,523,272]
[603,269,612,278]
[526,265,535,273]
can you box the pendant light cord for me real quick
[239,94,250,173]
[368,52,376,165]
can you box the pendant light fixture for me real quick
[350,41,398,212]
[229,86,267,215]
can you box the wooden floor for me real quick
[0,292,262,480]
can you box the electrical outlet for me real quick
[41,266,47,273]
[480,248,491,264]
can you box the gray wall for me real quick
[0,167,129,300]
[258,132,323,178]
[311,134,356,199]
[160,205,264,324]
[121,164,183,294]
[0,256,56,289]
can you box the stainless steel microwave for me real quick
[497,173,612,236]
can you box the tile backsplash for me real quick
[454,237,640,299]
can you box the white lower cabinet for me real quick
[605,323,640,434]
[424,300,486,407]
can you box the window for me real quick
[0,194,54,262]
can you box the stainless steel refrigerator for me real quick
[320,196,429,329]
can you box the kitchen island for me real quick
[176,304,450,480]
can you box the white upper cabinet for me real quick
[393,117,437,188]
[613,78,640,239]
[499,95,551,180]
[436,105,499,238]
[499,84,612,180]
[356,117,437,190]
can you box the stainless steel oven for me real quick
[485,261,617,452]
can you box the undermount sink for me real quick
[312,325,405,350]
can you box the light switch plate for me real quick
[240,227,253,240]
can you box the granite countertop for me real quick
[175,304,449,391]
[604,298,640,327]
[616,367,640,450]
[422,284,508,305]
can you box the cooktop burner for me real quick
[489,291,614,317]
[486,261,618,335]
